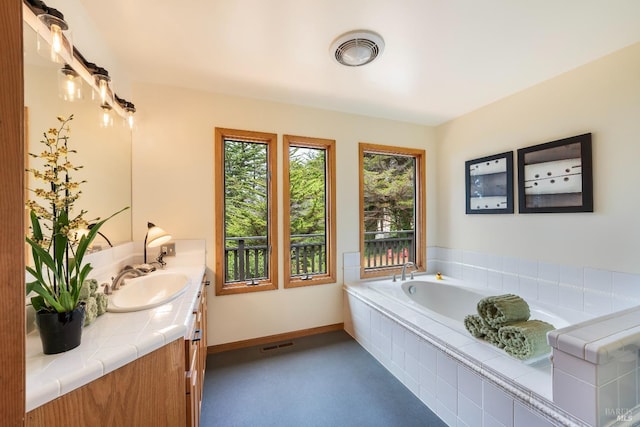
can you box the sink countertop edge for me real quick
[25,264,206,413]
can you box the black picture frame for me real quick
[465,151,514,214]
[517,133,593,213]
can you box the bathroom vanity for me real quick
[25,240,208,427]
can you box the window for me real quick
[359,143,426,278]
[283,135,336,287]
[214,128,278,295]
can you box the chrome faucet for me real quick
[400,262,418,281]
[151,251,167,269]
[108,266,146,293]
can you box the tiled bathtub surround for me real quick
[432,245,640,424]
[549,307,640,426]
[343,286,582,426]
[343,248,640,426]
[429,247,640,317]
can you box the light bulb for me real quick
[50,24,63,54]
[98,79,108,104]
[37,13,72,64]
[123,103,136,130]
[93,70,112,104]
[66,78,75,98]
[58,66,83,102]
[99,104,114,128]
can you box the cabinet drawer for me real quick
[185,327,201,385]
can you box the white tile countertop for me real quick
[25,240,206,412]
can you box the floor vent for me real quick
[260,341,294,353]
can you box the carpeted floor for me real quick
[200,330,446,427]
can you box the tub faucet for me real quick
[109,266,146,293]
[400,262,418,281]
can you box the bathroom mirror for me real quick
[23,22,132,247]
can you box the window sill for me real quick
[216,281,277,296]
[284,274,336,288]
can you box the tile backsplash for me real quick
[428,246,640,318]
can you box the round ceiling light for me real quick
[330,30,385,67]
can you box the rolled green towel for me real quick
[464,314,487,338]
[498,320,555,360]
[464,314,505,348]
[96,292,108,316]
[477,294,530,329]
[484,328,505,349]
[83,296,98,326]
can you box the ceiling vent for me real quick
[331,30,385,67]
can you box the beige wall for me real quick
[436,42,640,273]
[131,83,437,345]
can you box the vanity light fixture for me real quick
[26,0,139,124]
[99,103,114,128]
[115,94,137,130]
[124,102,136,131]
[57,64,83,102]
[36,7,72,64]
[144,222,172,264]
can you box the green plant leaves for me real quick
[25,206,129,313]
[25,115,130,314]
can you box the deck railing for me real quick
[224,236,269,283]
[289,233,326,277]
[224,230,415,282]
[363,230,414,269]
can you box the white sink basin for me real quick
[107,272,190,313]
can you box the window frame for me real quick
[283,135,337,288]
[214,127,278,295]
[358,143,426,279]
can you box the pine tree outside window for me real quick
[359,143,426,279]
[283,135,336,288]
[214,128,278,295]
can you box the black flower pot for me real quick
[35,303,86,354]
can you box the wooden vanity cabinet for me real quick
[26,338,185,426]
[185,277,209,426]
[26,275,209,427]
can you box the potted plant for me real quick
[25,115,127,354]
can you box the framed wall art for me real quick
[465,151,514,214]
[517,133,593,213]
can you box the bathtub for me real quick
[344,274,594,426]
[369,276,585,335]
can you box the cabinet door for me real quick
[29,340,186,426]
